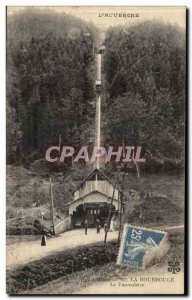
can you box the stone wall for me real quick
[54,216,71,234]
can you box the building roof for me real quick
[67,187,125,207]
[69,189,120,207]
[73,168,119,194]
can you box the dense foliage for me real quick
[103,21,185,171]
[7,241,118,293]
[7,10,185,173]
[7,9,98,164]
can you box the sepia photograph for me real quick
[6,6,187,295]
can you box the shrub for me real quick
[7,241,118,294]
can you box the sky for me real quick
[7,6,186,30]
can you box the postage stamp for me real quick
[117,224,170,269]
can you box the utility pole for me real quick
[34,181,38,205]
[118,172,128,245]
[131,148,140,178]
[50,177,55,235]
[104,185,116,244]
[57,134,61,165]
[104,169,120,244]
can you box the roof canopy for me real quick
[73,168,118,194]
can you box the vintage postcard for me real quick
[6,6,187,295]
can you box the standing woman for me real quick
[84,219,88,235]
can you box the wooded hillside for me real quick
[103,21,185,172]
[7,12,185,172]
[7,9,98,165]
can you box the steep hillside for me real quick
[7,9,98,165]
[103,21,185,171]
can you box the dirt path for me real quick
[7,224,183,271]
[7,229,118,270]
[156,225,184,231]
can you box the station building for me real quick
[68,168,122,229]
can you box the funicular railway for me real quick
[68,35,122,231]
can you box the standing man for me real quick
[104,221,108,233]
[84,219,88,235]
[96,219,101,234]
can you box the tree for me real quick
[103,21,185,171]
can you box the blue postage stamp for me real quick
[117,224,169,269]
